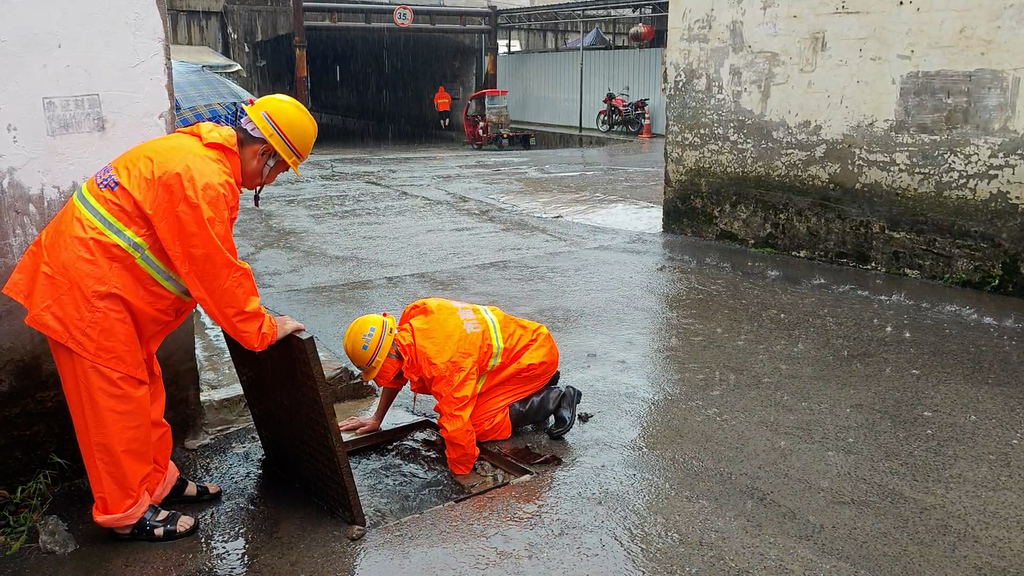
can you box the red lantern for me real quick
[628,23,655,45]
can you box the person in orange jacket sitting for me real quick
[2,94,317,543]
[433,85,452,130]
[339,298,582,478]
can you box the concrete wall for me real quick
[167,0,226,54]
[166,0,292,95]
[663,0,1024,295]
[222,0,293,94]
[0,1,201,485]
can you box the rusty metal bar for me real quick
[343,419,437,454]
[497,0,668,18]
[477,445,534,478]
[344,419,535,479]
[306,21,493,33]
[304,2,493,17]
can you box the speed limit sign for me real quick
[393,5,414,27]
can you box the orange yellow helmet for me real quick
[242,94,318,176]
[343,314,397,381]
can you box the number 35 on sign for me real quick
[393,5,414,27]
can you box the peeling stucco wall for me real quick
[663,0,1024,295]
[0,1,201,486]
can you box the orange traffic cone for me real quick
[639,108,653,139]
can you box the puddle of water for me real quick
[568,203,662,233]
[491,190,661,233]
[208,532,249,576]
[194,305,240,399]
[349,429,486,527]
[338,401,517,527]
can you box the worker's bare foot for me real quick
[162,477,222,505]
[112,509,194,536]
[181,480,221,498]
[112,505,198,542]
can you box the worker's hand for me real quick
[338,416,381,435]
[274,315,306,341]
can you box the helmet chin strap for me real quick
[253,154,278,208]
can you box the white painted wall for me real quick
[0,0,173,267]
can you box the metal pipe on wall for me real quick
[305,22,493,33]
[304,2,493,17]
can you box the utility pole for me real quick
[293,0,309,106]
[485,6,499,89]
[578,18,584,134]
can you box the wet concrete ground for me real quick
[6,140,1024,575]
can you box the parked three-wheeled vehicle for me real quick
[463,89,536,150]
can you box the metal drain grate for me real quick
[224,331,366,526]
[225,330,537,528]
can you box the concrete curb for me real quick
[512,123,660,149]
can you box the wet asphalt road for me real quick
[6,140,1024,575]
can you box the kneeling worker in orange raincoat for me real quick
[339,298,582,477]
[2,95,317,542]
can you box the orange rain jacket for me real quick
[376,298,559,474]
[433,88,452,112]
[3,123,278,380]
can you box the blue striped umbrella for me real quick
[171,61,255,129]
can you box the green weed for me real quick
[0,455,69,556]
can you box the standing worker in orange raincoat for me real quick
[433,86,452,130]
[339,298,582,477]
[2,94,317,543]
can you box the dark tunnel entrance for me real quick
[306,30,482,143]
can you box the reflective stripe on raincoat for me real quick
[380,298,559,474]
[3,122,278,381]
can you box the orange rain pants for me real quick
[3,123,279,527]
[48,338,180,526]
[375,298,560,474]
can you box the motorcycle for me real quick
[596,87,649,135]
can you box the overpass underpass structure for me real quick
[293,1,500,141]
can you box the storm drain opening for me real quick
[344,419,534,527]
[223,331,535,529]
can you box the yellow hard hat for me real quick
[242,94,318,176]
[343,313,397,381]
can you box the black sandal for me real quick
[162,476,223,505]
[111,504,198,542]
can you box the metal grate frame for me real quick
[224,331,366,526]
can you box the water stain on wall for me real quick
[798,32,826,73]
[895,69,1019,134]
[0,171,74,268]
[729,20,746,54]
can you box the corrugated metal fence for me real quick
[497,48,665,134]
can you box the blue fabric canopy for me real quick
[564,27,612,49]
[171,61,255,129]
